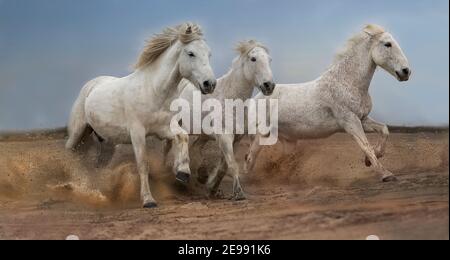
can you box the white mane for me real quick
[235,40,269,56]
[135,23,203,69]
[333,24,386,63]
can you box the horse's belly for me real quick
[89,121,130,143]
[280,122,339,139]
[278,108,340,140]
[87,115,130,143]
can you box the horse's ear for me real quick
[364,24,385,36]
[186,26,192,34]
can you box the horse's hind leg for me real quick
[66,122,92,150]
[93,133,115,168]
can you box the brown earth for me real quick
[0,129,448,240]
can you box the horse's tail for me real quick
[66,83,91,149]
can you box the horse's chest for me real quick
[139,110,173,133]
[340,93,372,119]
[355,95,372,118]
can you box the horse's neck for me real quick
[322,40,376,96]
[137,43,183,104]
[219,58,254,100]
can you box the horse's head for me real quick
[237,40,275,96]
[366,25,411,82]
[178,25,216,95]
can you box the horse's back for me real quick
[85,75,118,92]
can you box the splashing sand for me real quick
[0,129,448,239]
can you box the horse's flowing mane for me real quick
[135,23,204,69]
[333,24,385,63]
[235,40,269,56]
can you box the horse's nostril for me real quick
[203,81,211,88]
[263,82,275,90]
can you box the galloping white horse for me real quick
[246,24,411,182]
[165,40,275,200]
[66,23,216,208]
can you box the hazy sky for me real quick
[0,0,448,130]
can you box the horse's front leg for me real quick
[206,157,226,198]
[362,117,389,167]
[191,135,211,184]
[207,135,246,200]
[337,112,397,182]
[130,125,157,208]
[244,133,263,174]
[162,139,173,165]
[161,127,191,184]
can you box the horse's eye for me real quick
[384,42,392,48]
[188,52,195,57]
[251,57,257,62]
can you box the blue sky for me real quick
[0,0,448,130]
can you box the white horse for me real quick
[66,23,216,208]
[246,24,411,182]
[165,40,275,200]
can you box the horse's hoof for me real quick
[382,175,398,182]
[365,157,372,167]
[207,188,225,199]
[143,202,158,209]
[232,191,247,201]
[207,187,218,198]
[176,171,191,184]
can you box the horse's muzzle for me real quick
[396,68,411,82]
[201,79,217,94]
[260,81,276,96]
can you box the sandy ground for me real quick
[0,129,448,240]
